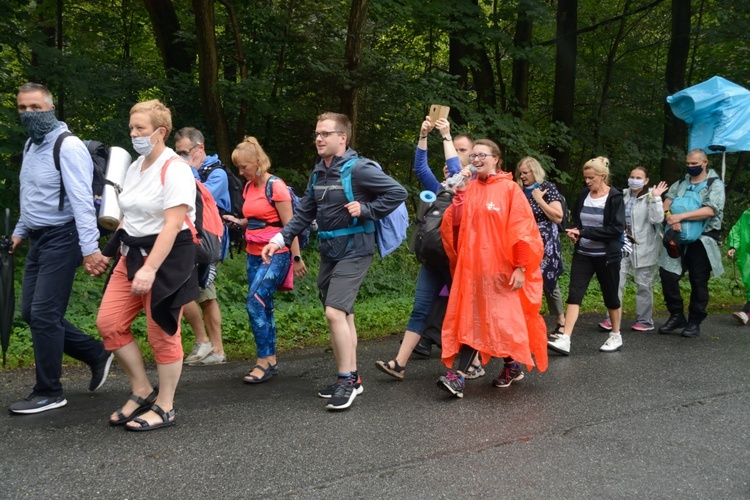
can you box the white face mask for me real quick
[131,128,160,156]
[628,178,645,190]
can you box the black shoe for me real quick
[412,338,432,358]
[658,314,687,334]
[681,323,700,338]
[89,352,114,391]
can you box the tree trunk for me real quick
[142,0,192,74]
[660,0,691,183]
[549,0,578,177]
[192,0,232,163]
[217,0,247,145]
[341,0,369,148]
[511,4,532,116]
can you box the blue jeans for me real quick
[246,252,290,358]
[406,263,451,334]
[21,222,105,397]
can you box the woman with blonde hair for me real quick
[97,99,199,431]
[222,137,307,383]
[515,157,566,338]
[547,156,626,356]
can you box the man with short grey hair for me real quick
[9,82,112,414]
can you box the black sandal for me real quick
[375,359,405,380]
[109,386,159,426]
[125,404,176,432]
[243,362,277,384]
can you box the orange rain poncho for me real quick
[440,171,548,373]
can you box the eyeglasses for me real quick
[468,153,496,160]
[313,131,344,139]
[176,143,201,157]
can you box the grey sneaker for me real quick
[9,394,67,414]
[184,342,213,364]
[188,351,226,366]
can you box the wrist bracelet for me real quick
[419,135,428,140]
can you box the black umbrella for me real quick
[0,208,15,367]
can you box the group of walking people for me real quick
[7,81,740,428]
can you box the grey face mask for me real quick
[19,110,60,145]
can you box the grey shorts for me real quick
[317,255,374,314]
[197,281,217,303]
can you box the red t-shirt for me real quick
[242,177,292,255]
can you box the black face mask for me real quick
[687,165,704,177]
[19,110,60,145]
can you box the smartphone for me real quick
[429,104,450,123]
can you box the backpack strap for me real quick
[317,156,375,240]
[160,157,199,244]
[53,131,75,211]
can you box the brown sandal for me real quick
[375,359,405,380]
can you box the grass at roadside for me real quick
[2,240,746,370]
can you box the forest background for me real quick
[0,0,748,366]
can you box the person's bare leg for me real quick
[109,341,154,422]
[562,304,580,337]
[326,306,355,373]
[608,307,622,333]
[125,360,181,428]
[200,299,224,355]
[183,301,209,345]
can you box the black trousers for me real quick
[659,239,712,324]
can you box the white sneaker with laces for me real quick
[600,333,623,352]
[189,351,226,366]
[547,334,571,355]
[732,311,749,325]
[184,342,213,364]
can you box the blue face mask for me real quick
[687,165,704,177]
[19,110,60,145]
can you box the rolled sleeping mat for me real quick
[98,146,132,231]
[416,190,437,220]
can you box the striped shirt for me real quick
[577,192,608,257]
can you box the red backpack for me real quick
[161,158,223,264]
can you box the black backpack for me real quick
[412,187,454,268]
[25,132,112,237]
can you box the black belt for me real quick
[28,220,75,238]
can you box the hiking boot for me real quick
[325,380,358,410]
[89,351,114,391]
[492,361,524,388]
[598,319,613,331]
[9,394,67,415]
[732,311,749,325]
[437,371,464,398]
[658,314,687,334]
[318,375,363,399]
[184,342,213,364]
[600,333,623,352]
[547,334,571,355]
[631,323,655,332]
[188,352,226,366]
[681,323,700,338]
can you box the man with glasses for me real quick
[174,127,230,365]
[658,149,725,338]
[262,112,407,411]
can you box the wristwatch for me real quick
[443,135,452,142]
[293,255,302,262]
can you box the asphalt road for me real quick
[1,314,749,499]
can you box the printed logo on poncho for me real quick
[487,201,500,212]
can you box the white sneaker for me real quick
[547,334,571,356]
[184,342,213,364]
[732,311,749,325]
[188,351,226,366]
[600,333,623,352]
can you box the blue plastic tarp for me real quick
[667,76,750,153]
